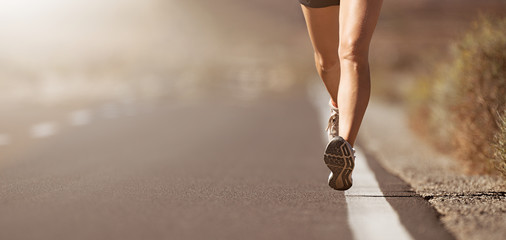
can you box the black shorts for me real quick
[299,0,340,8]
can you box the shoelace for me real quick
[325,112,339,132]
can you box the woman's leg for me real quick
[337,0,382,146]
[300,5,340,106]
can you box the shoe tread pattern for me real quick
[324,137,354,190]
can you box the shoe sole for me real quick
[324,137,354,190]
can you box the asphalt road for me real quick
[0,91,454,240]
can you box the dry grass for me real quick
[409,15,506,175]
[493,111,506,176]
[369,0,506,102]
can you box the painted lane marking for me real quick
[345,147,413,240]
[307,82,413,240]
[69,109,92,126]
[0,134,11,146]
[30,122,57,138]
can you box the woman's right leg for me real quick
[337,0,383,146]
[300,5,340,105]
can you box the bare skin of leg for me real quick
[300,5,340,106]
[300,1,382,147]
[337,0,382,146]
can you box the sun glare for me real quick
[0,0,71,19]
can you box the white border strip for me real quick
[30,122,58,138]
[345,147,413,240]
[69,109,92,126]
[307,82,413,240]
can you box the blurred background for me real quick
[1,0,502,103]
[0,0,505,174]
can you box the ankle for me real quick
[331,99,338,108]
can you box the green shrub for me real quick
[409,15,506,175]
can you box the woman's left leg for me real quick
[337,0,383,146]
[300,4,341,106]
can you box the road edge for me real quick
[358,100,506,240]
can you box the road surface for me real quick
[0,90,454,240]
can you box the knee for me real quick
[338,39,369,64]
[315,52,340,73]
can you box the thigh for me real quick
[339,0,382,52]
[299,0,340,8]
[300,4,340,58]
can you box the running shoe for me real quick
[325,99,339,141]
[324,136,355,190]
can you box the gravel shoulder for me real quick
[358,100,506,240]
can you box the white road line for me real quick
[345,147,413,240]
[30,122,58,138]
[69,109,92,126]
[307,82,413,240]
[0,134,11,146]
